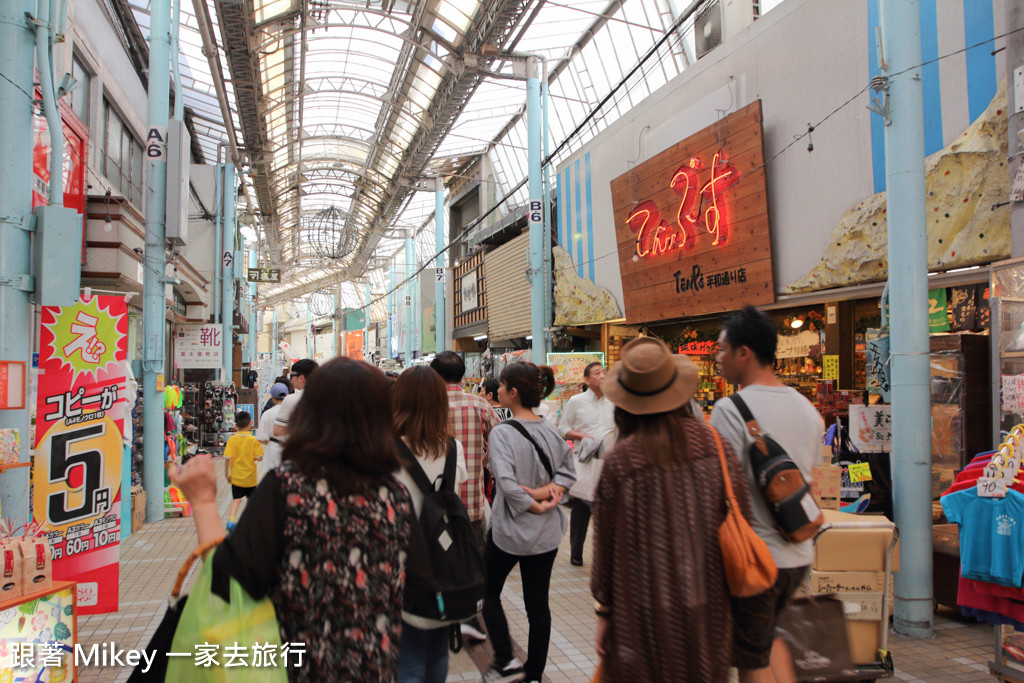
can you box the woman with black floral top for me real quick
[172,357,413,682]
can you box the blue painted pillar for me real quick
[388,263,395,359]
[247,250,257,365]
[0,0,38,520]
[171,0,183,120]
[526,56,544,364]
[880,0,933,638]
[143,0,171,522]
[272,309,279,370]
[404,238,414,367]
[435,179,445,353]
[221,164,236,381]
[542,77,552,357]
[332,293,339,358]
[364,282,371,361]
[306,303,313,359]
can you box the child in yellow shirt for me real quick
[224,411,263,528]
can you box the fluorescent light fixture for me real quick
[473,334,487,341]
[525,335,533,340]
[790,319,804,329]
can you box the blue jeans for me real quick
[397,622,449,683]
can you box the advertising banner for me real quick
[33,295,128,614]
[345,331,364,359]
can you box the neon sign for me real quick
[627,152,740,260]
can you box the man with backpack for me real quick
[710,305,825,683]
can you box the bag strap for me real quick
[172,536,225,599]
[395,437,437,497]
[728,394,770,457]
[710,426,741,510]
[505,420,555,481]
[440,437,458,491]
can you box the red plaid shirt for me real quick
[446,385,498,521]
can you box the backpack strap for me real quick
[440,438,458,492]
[727,394,770,457]
[394,437,436,497]
[504,420,555,481]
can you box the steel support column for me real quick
[0,1,38,520]
[435,179,445,353]
[879,0,933,639]
[247,250,257,366]
[404,238,413,367]
[527,56,544,364]
[221,163,235,381]
[143,0,171,522]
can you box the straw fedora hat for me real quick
[604,337,700,415]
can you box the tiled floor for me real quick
[73,467,1015,682]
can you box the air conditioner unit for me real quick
[695,0,759,60]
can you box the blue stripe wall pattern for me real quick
[557,153,596,283]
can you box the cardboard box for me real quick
[814,510,900,572]
[811,465,842,510]
[18,539,51,594]
[805,570,886,594]
[837,592,884,621]
[845,619,883,665]
[131,486,146,533]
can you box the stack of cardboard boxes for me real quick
[131,485,146,533]
[798,510,899,665]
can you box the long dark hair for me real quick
[499,362,555,408]
[282,357,400,494]
[394,366,450,460]
[614,401,695,468]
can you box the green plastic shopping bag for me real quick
[165,550,288,682]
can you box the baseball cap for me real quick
[270,382,289,399]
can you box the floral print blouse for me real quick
[213,460,413,682]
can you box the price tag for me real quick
[847,462,872,483]
[977,477,1007,498]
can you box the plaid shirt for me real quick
[446,385,498,522]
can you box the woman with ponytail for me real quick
[481,362,576,683]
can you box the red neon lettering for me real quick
[625,150,741,260]
[699,153,741,245]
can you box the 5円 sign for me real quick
[33,295,127,615]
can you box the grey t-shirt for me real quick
[488,418,576,555]
[710,385,824,569]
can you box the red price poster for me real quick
[33,295,127,614]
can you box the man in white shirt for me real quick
[255,382,289,480]
[710,305,824,683]
[557,362,615,566]
[273,359,319,439]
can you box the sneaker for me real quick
[225,518,237,532]
[570,557,583,566]
[482,657,524,682]
[461,622,487,642]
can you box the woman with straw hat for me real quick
[592,337,753,682]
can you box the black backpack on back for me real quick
[396,437,485,624]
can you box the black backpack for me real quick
[395,437,485,624]
[728,394,824,543]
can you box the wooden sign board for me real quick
[611,100,774,323]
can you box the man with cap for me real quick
[255,382,290,480]
[711,305,824,683]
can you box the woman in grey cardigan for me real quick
[481,361,576,683]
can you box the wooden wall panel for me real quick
[611,100,775,323]
[453,250,486,332]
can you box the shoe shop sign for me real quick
[33,295,128,615]
[175,324,224,369]
[610,100,775,323]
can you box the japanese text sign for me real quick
[33,295,127,615]
[175,324,224,369]
[611,100,774,323]
[849,404,891,453]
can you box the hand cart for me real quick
[798,519,898,682]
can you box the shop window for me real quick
[101,99,144,208]
[69,54,90,126]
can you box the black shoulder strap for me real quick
[394,437,435,497]
[440,437,457,491]
[504,420,554,481]
[727,394,771,458]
